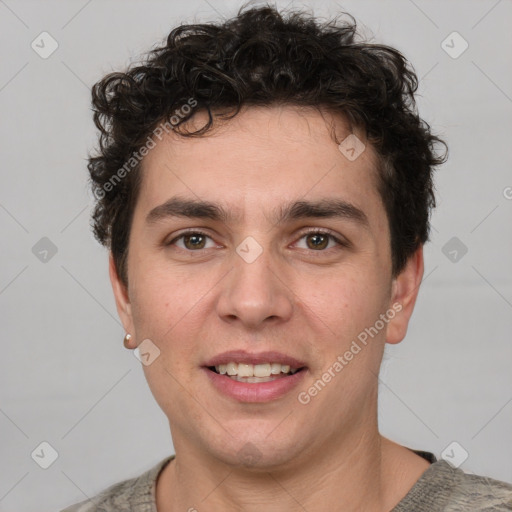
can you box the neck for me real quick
[156,427,427,512]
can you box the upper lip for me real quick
[203,350,307,368]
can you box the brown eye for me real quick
[167,231,215,251]
[182,233,207,250]
[295,230,344,252]
[306,233,330,250]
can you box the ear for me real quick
[109,252,134,335]
[385,245,424,345]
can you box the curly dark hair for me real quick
[88,4,447,287]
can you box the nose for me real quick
[216,246,294,330]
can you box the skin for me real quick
[110,105,431,511]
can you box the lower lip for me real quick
[203,367,307,402]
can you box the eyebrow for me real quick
[145,196,370,230]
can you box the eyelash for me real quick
[166,228,348,254]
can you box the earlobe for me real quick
[386,246,424,345]
[108,253,133,333]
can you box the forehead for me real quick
[137,105,384,226]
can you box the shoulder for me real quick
[59,477,136,512]
[396,458,512,511]
[60,456,174,512]
[445,467,512,511]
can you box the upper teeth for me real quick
[215,362,299,377]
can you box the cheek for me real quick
[129,265,215,365]
[297,268,387,339]
[130,262,195,326]
[132,270,206,412]
[129,276,169,334]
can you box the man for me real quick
[62,4,512,511]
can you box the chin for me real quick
[207,435,304,472]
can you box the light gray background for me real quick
[0,0,511,510]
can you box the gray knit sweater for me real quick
[61,450,512,511]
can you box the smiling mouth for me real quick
[206,362,306,383]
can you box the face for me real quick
[110,105,423,470]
